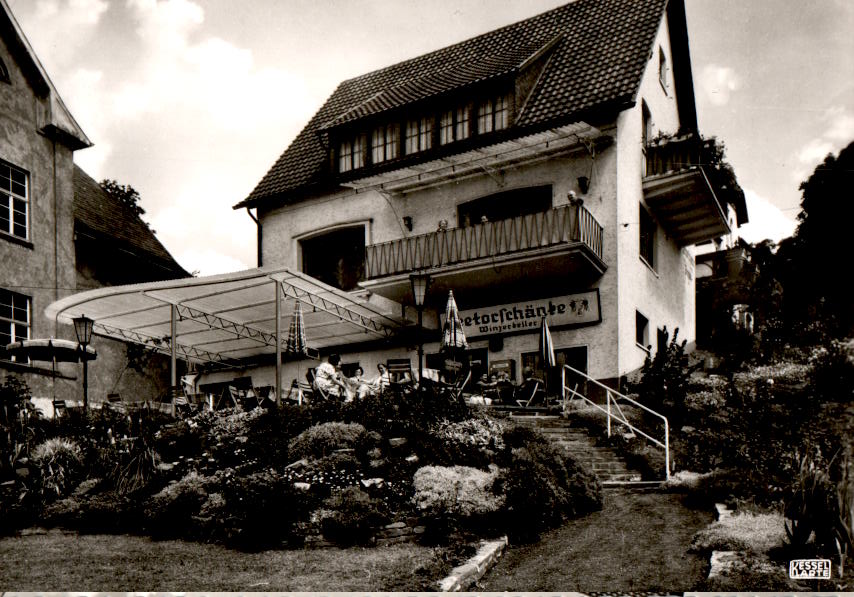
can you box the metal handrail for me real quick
[562,363,670,480]
[364,203,603,279]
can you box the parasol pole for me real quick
[275,282,282,407]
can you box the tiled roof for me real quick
[73,166,189,278]
[239,0,667,208]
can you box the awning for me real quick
[45,266,408,371]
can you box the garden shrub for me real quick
[288,422,367,460]
[144,471,210,539]
[809,340,854,402]
[784,452,851,559]
[217,468,317,549]
[320,486,389,545]
[413,464,503,523]
[30,437,84,501]
[631,327,698,426]
[496,424,602,543]
[419,417,505,468]
[42,490,141,534]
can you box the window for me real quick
[300,226,366,291]
[1,289,30,360]
[658,47,668,91]
[371,123,399,164]
[457,185,552,227]
[338,135,366,173]
[1,161,29,241]
[439,104,471,145]
[641,101,653,147]
[405,117,433,155]
[635,311,649,349]
[639,203,655,269]
[477,94,509,134]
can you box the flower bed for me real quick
[2,380,602,549]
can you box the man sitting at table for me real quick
[314,354,350,399]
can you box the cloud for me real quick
[698,64,741,107]
[792,106,854,182]
[22,0,108,66]
[823,106,854,141]
[737,189,798,245]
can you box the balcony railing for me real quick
[644,133,707,178]
[364,203,604,279]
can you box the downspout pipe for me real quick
[246,207,261,267]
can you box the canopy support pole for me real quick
[275,282,282,406]
[171,303,177,417]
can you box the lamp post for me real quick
[409,273,430,386]
[73,315,94,410]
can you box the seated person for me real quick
[372,363,391,391]
[313,354,351,399]
[347,366,374,400]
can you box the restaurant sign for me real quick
[452,290,601,338]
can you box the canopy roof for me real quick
[46,267,408,370]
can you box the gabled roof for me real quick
[73,166,189,279]
[0,0,91,150]
[237,0,672,209]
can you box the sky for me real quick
[6,0,854,275]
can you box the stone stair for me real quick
[510,414,654,487]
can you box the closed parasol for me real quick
[441,290,468,352]
[5,338,96,411]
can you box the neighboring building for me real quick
[0,0,187,406]
[232,0,747,392]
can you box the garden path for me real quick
[478,489,713,592]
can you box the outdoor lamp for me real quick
[73,315,94,411]
[409,273,431,386]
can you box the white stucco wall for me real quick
[615,12,697,377]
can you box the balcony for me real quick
[360,203,606,304]
[642,133,731,246]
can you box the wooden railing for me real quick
[364,203,604,279]
[644,133,706,178]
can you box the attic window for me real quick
[440,104,471,145]
[658,47,668,91]
[0,57,9,84]
[405,117,433,155]
[372,123,400,164]
[477,94,509,134]
[339,135,366,172]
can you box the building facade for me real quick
[233,0,746,391]
[0,0,187,407]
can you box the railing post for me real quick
[561,367,566,415]
[664,419,670,480]
[606,391,612,437]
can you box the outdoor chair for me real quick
[515,379,545,408]
[307,368,334,401]
[286,379,314,404]
[386,358,414,385]
[52,399,67,419]
[452,370,471,401]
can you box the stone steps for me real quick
[510,414,646,485]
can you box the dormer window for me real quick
[405,117,433,155]
[477,94,509,134]
[339,135,366,172]
[371,123,399,164]
[440,104,471,145]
